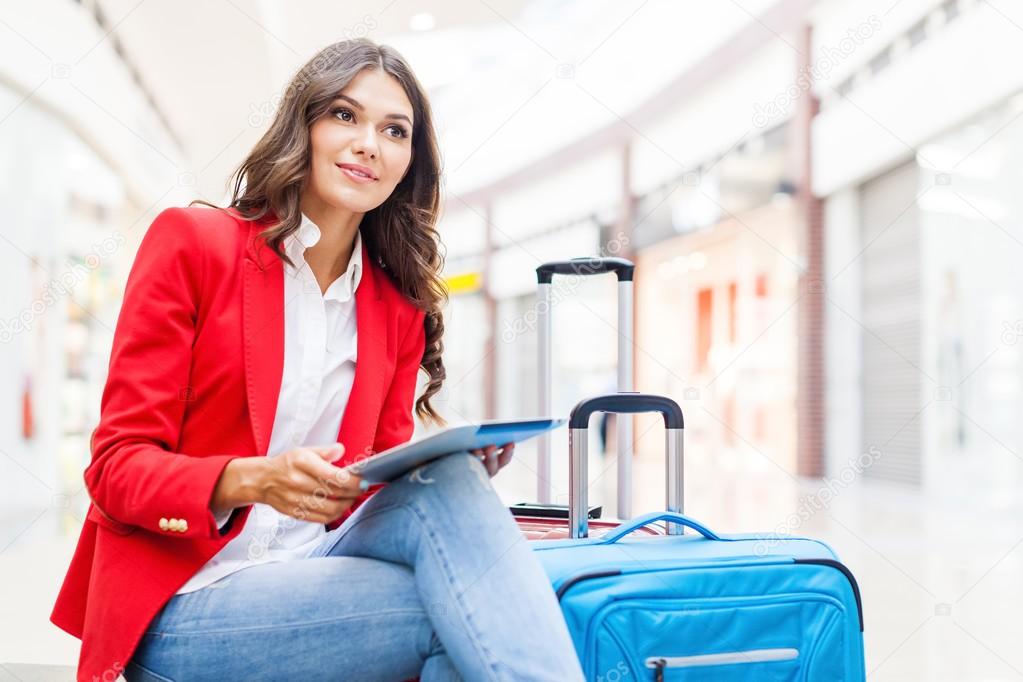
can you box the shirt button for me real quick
[304,280,319,294]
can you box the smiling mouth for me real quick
[336,164,377,182]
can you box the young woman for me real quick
[50,38,584,682]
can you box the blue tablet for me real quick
[345,417,567,483]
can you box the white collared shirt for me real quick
[176,214,362,594]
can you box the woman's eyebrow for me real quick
[334,95,412,126]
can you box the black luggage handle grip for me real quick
[569,392,684,429]
[536,257,635,284]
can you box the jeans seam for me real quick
[145,608,425,637]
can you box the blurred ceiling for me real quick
[90,0,534,199]
[86,0,781,202]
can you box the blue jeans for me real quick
[124,452,584,681]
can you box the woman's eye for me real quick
[332,108,408,139]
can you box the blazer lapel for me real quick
[336,238,388,465]
[243,219,285,456]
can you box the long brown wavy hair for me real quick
[193,38,447,425]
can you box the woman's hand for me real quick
[469,442,515,478]
[253,444,366,524]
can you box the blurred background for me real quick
[1,0,1022,678]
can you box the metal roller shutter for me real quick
[859,162,923,485]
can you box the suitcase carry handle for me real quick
[568,392,684,539]
[597,511,720,544]
[536,257,635,283]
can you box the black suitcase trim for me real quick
[556,569,623,600]
[793,558,864,631]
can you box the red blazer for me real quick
[50,206,426,681]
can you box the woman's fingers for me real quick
[496,442,515,470]
[474,445,495,476]
[293,447,364,498]
[293,495,353,524]
[470,442,516,477]
[281,476,357,524]
[260,446,367,523]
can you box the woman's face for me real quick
[306,68,415,215]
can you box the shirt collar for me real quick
[285,213,363,303]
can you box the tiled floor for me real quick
[0,664,78,682]
[4,439,1021,680]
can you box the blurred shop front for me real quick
[816,0,1023,504]
[434,12,817,513]
[436,149,627,508]
[0,81,128,538]
[917,96,1023,505]
[0,0,189,546]
[432,207,489,428]
[440,150,628,409]
[633,124,801,480]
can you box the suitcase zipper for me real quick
[645,647,800,672]
[651,658,665,682]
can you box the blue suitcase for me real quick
[532,394,866,680]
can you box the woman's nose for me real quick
[351,127,379,159]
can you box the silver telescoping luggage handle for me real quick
[536,257,636,517]
[568,393,685,539]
